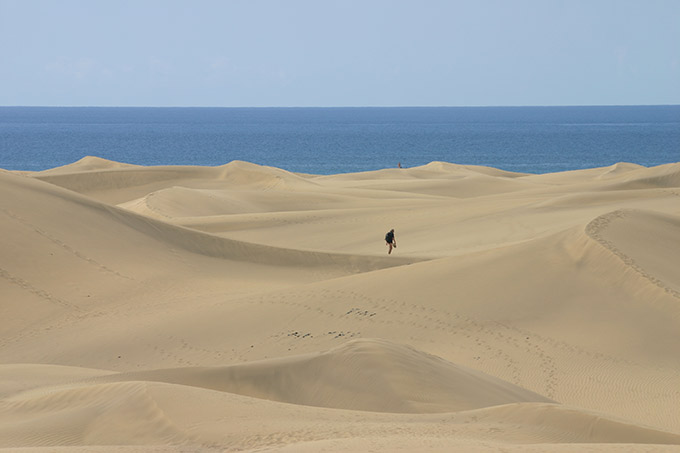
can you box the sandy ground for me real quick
[1,156,679,452]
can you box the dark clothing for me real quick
[385,231,395,244]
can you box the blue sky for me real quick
[1,0,678,107]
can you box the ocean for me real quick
[0,106,678,175]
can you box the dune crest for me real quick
[218,160,320,189]
[586,209,680,297]
[418,160,528,178]
[598,161,645,178]
[88,338,553,414]
[37,155,141,175]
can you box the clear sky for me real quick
[1,0,679,107]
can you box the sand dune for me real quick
[37,156,142,174]
[1,158,679,451]
[601,162,680,190]
[83,338,553,413]
[0,369,678,451]
[587,208,680,295]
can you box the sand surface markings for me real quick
[1,158,679,451]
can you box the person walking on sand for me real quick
[385,229,396,254]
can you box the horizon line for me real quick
[2,104,680,109]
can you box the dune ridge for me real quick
[1,170,419,272]
[81,338,554,414]
[1,157,679,451]
[586,208,680,298]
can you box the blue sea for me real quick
[1,106,678,175]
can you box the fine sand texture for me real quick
[1,156,680,452]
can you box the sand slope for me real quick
[2,359,680,451]
[1,158,680,451]
[82,338,553,414]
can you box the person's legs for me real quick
[387,242,393,254]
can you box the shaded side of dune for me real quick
[88,338,553,414]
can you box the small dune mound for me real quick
[101,339,553,413]
[601,162,680,190]
[418,161,527,178]
[37,156,141,175]
[217,160,320,190]
[597,162,645,179]
[416,161,471,175]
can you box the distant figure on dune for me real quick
[398,162,402,168]
[385,229,396,254]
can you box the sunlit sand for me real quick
[1,156,679,451]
